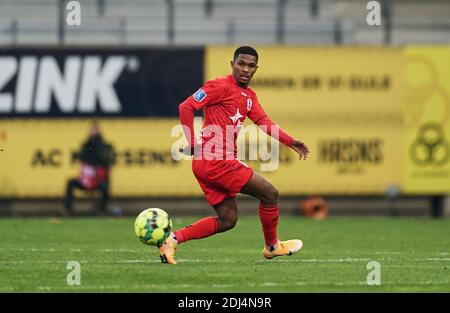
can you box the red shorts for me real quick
[192,159,254,206]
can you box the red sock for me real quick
[174,217,219,244]
[259,203,279,247]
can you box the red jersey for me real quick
[78,163,108,190]
[179,75,293,160]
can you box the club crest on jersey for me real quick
[193,89,207,102]
[247,98,253,110]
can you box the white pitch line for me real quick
[0,256,448,265]
[260,282,279,287]
[374,251,402,255]
[212,284,235,288]
[0,258,380,265]
[0,287,18,291]
[256,258,372,263]
[115,260,160,263]
[102,249,139,253]
[0,248,83,252]
[0,260,89,264]
[3,279,450,292]
[0,247,142,253]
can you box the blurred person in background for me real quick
[63,122,115,217]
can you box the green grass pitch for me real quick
[0,216,449,292]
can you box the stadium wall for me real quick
[1,46,449,199]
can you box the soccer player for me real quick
[159,46,309,264]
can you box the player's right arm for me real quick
[178,79,227,155]
[247,93,309,160]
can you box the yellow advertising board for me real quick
[0,119,201,197]
[403,47,450,193]
[206,47,404,122]
[0,117,403,197]
[208,47,404,194]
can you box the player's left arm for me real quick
[247,96,309,160]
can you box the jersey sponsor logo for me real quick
[247,98,253,111]
[0,55,130,114]
[193,89,207,102]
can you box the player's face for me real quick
[89,125,100,137]
[231,54,258,86]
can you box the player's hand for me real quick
[291,139,309,160]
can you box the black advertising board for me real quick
[0,47,204,118]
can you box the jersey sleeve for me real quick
[247,93,267,123]
[247,93,294,147]
[184,78,228,110]
[178,100,197,147]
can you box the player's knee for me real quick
[265,186,279,204]
[219,217,237,232]
[224,222,236,231]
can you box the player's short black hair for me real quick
[233,46,258,62]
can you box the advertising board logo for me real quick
[410,123,449,167]
[0,55,138,114]
[318,138,383,175]
[319,138,383,165]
